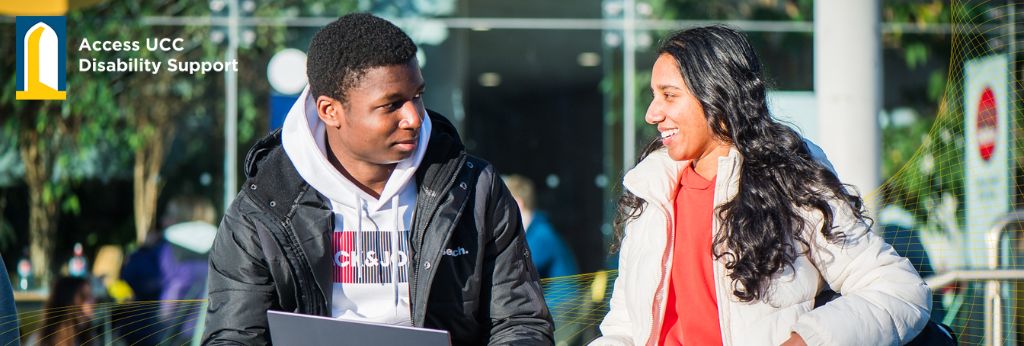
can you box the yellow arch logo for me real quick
[16,16,66,100]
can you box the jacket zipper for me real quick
[711,166,732,346]
[712,249,729,345]
[408,154,466,325]
[645,203,674,346]
[280,219,324,315]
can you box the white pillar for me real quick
[623,0,637,171]
[814,0,881,207]
[223,0,239,212]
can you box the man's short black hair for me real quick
[306,13,417,103]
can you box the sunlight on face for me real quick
[645,54,718,162]
[331,59,426,165]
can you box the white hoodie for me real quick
[281,86,432,326]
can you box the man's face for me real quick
[320,59,425,165]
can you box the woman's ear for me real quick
[317,96,344,128]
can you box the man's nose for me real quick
[399,102,422,129]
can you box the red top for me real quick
[658,164,723,346]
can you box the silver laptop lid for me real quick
[266,310,451,346]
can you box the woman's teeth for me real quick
[660,129,678,139]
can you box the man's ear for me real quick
[317,95,344,128]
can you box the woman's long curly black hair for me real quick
[613,25,868,302]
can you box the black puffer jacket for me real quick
[202,112,553,345]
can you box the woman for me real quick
[32,277,96,346]
[593,26,929,346]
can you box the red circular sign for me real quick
[976,87,998,161]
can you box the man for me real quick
[502,175,578,279]
[203,13,553,345]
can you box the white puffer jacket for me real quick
[592,148,930,346]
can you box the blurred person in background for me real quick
[155,195,217,343]
[593,26,930,346]
[503,174,578,279]
[503,174,581,342]
[30,276,95,346]
[118,194,217,345]
[154,195,217,304]
[90,246,133,303]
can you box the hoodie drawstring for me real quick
[391,196,401,318]
[355,194,363,280]
[353,192,404,320]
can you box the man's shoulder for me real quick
[232,130,313,220]
[465,155,492,173]
[461,155,498,188]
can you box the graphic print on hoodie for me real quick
[281,86,431,326]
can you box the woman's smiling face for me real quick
[645,54,719,162]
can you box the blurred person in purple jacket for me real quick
[119,194,217,345]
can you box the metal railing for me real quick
[924,210,1024,346]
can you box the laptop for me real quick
[267,310,451,346]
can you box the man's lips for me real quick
[394,137,418,150]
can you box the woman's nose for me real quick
[645,103,664,125]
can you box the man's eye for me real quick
[386,101,403,111]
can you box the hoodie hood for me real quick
[281,85,432,212]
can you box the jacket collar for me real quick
[414,110,465,190]
[623,147,743,208]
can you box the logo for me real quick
[976,86,997,161]
[443,247,470,257]
[16,16,67,100]
[333,230,410,284]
